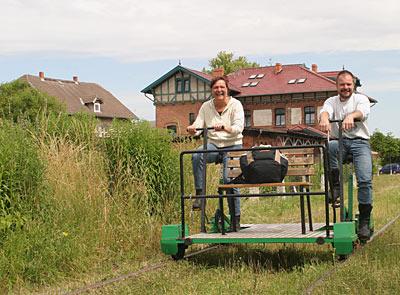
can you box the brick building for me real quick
[141,63,376,147]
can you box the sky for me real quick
[1,0,399,137]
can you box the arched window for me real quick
[166,125,177,137]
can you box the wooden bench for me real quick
[217,147,318,234]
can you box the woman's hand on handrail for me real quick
[187,126,225,135]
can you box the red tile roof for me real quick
[227,64,337,97]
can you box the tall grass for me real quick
[0,114,188,293]
[0,120,44,232]
[102,119,181,217]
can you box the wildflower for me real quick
[62,232,68,237]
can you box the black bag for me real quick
[232,149,288,184]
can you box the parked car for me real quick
[379,163,400,174]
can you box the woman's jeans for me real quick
[328,138,373,204]
[192,143,242,216]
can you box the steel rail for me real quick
[64,245,220,295]
[303,213,400,295]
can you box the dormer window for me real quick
[94,102,101,113]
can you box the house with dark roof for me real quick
[141,63,376,147]
[19,72,137,127]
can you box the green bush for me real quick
[0,121,44,232]
[103,120,180,214]
[0,80,65,123]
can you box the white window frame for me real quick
[94,102,101,113]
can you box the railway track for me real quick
[65,213,400,295]
[65,245,221,295]
[304,213,400,294]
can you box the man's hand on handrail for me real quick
[319,112,362,132]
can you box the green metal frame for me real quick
[161,224,188,256]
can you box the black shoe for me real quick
[230,215,240,232]
[192,189,204,211]
[192,198,201,211]
[358,204,372,239]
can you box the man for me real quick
[319,70,373,239]
[187,76,244,231]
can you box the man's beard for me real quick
[339,89,353,100]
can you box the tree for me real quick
[370,130,400,165]
[0,79,65,123]
[203,51,260,75]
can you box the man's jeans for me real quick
[328,139,373,204]
[192,143,242,216]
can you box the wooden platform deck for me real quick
[188,223,329,240]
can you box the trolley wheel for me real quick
[338,254,348,261]
[172,244,187,261]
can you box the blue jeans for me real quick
[328,139,373,204]
[192,143,242,216]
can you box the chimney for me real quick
[312,64,318,72]
[212,68,224,77]
[39,72,44,81]
[73,76,78,84]
[275,63,282,74]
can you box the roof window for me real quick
[242,82,250,87]
[250,81,259,87]
[256,73,265,78]
[249,74,257,79]
[297,78,307,83]
[288,79,296,84]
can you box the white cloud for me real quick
[1,0,400,61]
[363,78,400,93]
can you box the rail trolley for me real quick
[161,122,374,260]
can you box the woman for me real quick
[187,75,244,230]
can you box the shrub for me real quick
[0,121,44,232]
[0,80,65,123]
